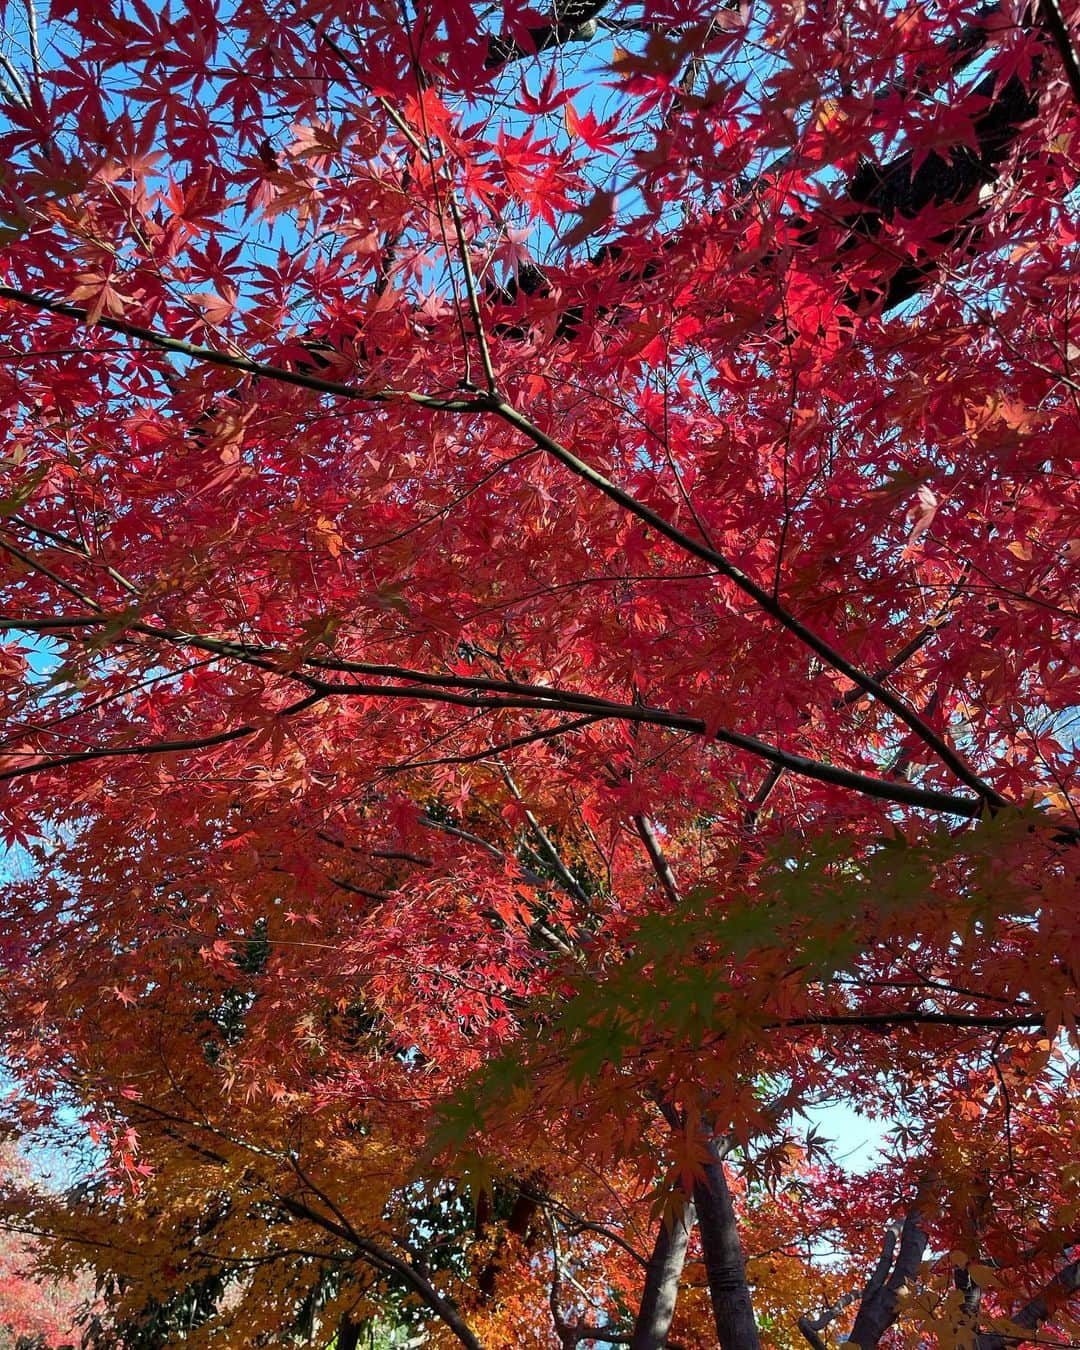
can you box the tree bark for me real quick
[336,1317,362,1350]
[476,1187,539,1300]
[629,1198,696,1350]
[693,1142,761,1350]
[847,1207,928,1348]
[796,1290,860,1348]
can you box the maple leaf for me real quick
[564,102,623,155]
[904,483,939,549]
[518,66,581,117]
[67,271,131,325]
[184,286,237,327]
[561,187,616,249]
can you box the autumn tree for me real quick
[0,1143,90,1349]
[0,0,1078,1342]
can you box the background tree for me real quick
[0,1143,90,1349]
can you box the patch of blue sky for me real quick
[802,1097,890,1174]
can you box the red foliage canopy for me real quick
[0,0,1078,1342]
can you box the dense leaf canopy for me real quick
[0,0,1078,1342]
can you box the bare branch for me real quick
[632,815,681,907]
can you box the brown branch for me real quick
[1039,0,1080,108]
[0,607,991,817]
[0,285,479,414]
[485,397,1006,809]
[0,670,988,820]
[848,1206,928,1348]
[977,1258,1080,1350]
[778,1012,1043,1031]
[118,1096,485,1350]
[518,1184,648,1268]
[0,692,325,782]
[501,768,590,904]
[632,814,681,907]
[390,714,602,769]
[275,1194,484,1350]
[744,567,970,827]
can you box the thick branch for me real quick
[0,610,989,817]
[1039,0,1080,107]
[797,1290,860,1349]
[976,1257,1080,1349]
[848,1206,928,1348]
[483,0,607,68]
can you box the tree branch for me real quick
[848,1205,928,1348]
[0,286,479,414]
[0,607,992,817]
[777,1012,1043,1031]
[977,1257,1080,1349]
[632,815,681,907]
[0,692,326,781]
[798,1290,860,1349]
[484,397,1006,809]
[482,0,608,68]
[275,1194,485,1350]
[1039,0,1080,109]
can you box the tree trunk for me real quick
[693,1144,761,1350]
[336,1316,362,1350]
[477,1188,538,1300]
[630,1198,696,1350]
